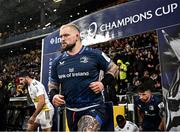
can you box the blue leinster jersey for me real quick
[135,95,162,130]
[50,46,111,108]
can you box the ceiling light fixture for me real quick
[53,0,63,2]
[45,23,51,27]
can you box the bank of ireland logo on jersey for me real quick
[80,56,88,63]
[69,68,74,72]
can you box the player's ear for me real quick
[76,33,80,40]
[76,33,79,37]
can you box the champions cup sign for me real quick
[73,0,179,45]
[86,3,178,34]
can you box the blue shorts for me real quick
[66,104,106,131]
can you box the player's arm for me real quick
[159,117,165,131]
[136,107,144,129]
[101,61,119,86]
[33,94,45,117]
[48,80,60,101]
[28,94,45,124]
[48,80,59,97]
[89,62,119,94]
[48,81,65,107]
[106,61,119,76]
[137,107,143,122]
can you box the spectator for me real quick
[116,59,128,94]
[115,114,139,132]
[0,79,10,131]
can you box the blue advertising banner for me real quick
[74,0,180,45]
[41,52,61,89]
[41,0,180,130]
[43,0,180,51]
[43,30,60,54]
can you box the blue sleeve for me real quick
[154,95,162,106]
[49,58,60,83]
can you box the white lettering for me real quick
[66,73,71,77]
[89,3,178,35]
[105,23,112,31]
[117,19,125,27]
[58,72,89,79]
[171,3,178,12]
[132,14,140,23]
[155,3,178,17]
[58,74,66,79]
[111,21,117,30]
[146,10,153,19]
[124,17,130,25]
[72,72,89,77]
[100,24,106,32]
[99,10,153,32]
[155,7,162,16]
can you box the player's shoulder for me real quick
[31,79,40,86]
[52,52,68,64]
[83,46,102,54]
[127,121,137,126]
[151,95,162,104]
[126,121,139,130]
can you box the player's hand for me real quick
[52,94,65,107]
[139,126,143,131]
[28,116,36,124]
[89,81,104,94]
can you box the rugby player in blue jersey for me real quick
[134,80,164,131]
[48,24,118,131]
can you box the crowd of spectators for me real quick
[0,30,162,99]
[0,47,41,97]
[91,31,162,95]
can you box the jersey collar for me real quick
[65,45,86,56]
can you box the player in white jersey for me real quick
[115,115,139,132]
[18,71,54,131]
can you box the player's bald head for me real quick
[60,24,80,33]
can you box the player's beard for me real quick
[61,43,76,52]
[20,81,28,89]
